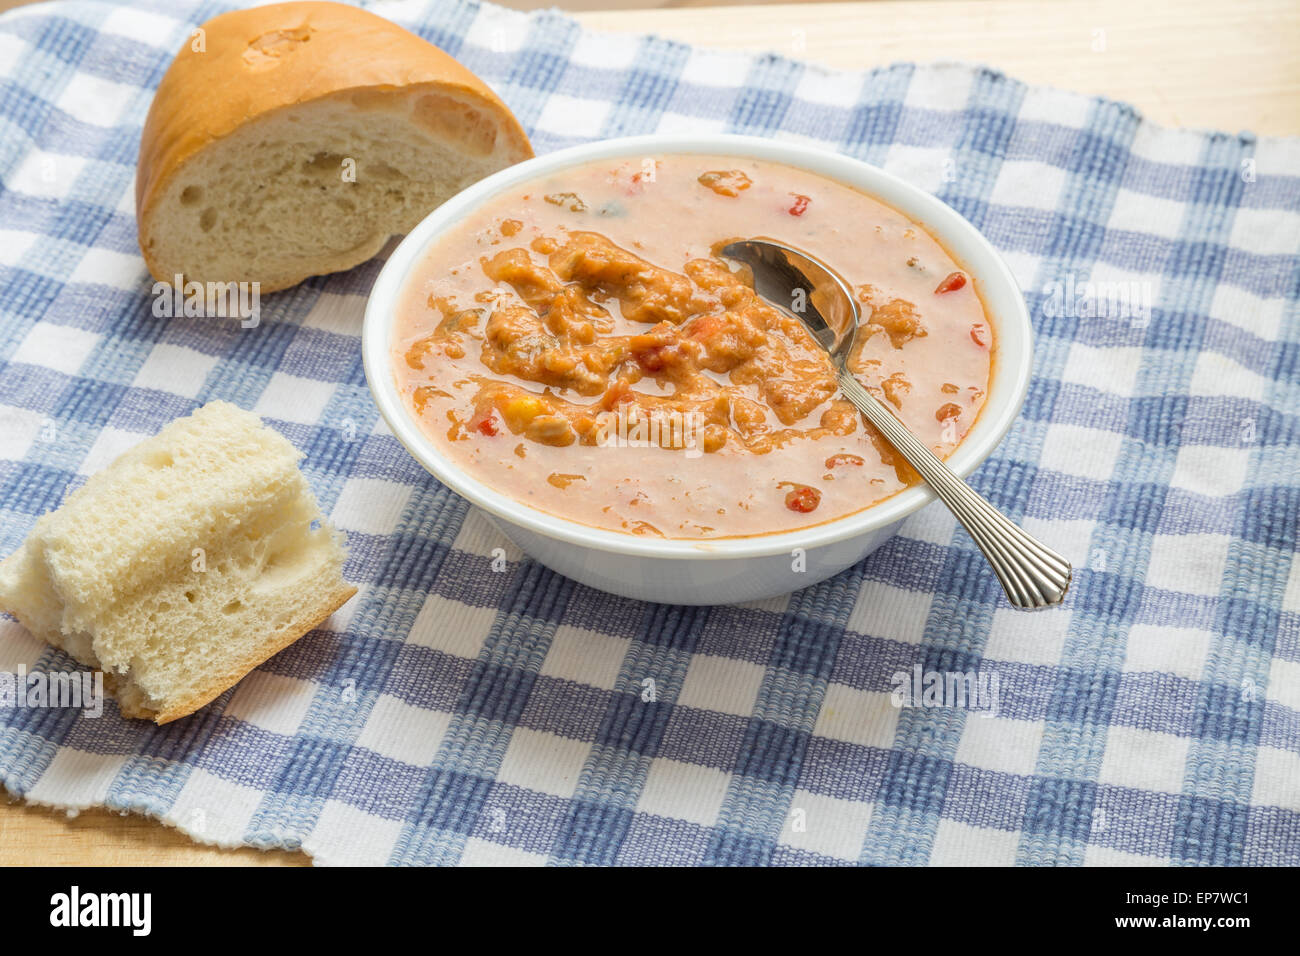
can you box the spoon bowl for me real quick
[721,238,859,359]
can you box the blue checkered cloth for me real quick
[0,0,1297,866]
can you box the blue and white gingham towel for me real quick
[0,0,1296,866]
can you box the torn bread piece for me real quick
[0,401,356,723]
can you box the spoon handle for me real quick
[837,368,1071,609]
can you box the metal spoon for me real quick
[721,238,1070,609]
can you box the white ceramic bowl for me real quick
[363,134,1032,605]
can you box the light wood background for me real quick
[0,0,1295,134]
[0,0,1296,866]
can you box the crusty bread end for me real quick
[136,1,533,293]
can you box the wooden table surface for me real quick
[584,0,1299,136]
[1,0,1296,867]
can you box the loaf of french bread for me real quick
[136,1,533,293]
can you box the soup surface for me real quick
[393,154,994,539]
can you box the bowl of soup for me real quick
[363,134,1032,605]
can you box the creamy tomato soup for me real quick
[392,154,994,539]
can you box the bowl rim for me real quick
[362,133,1032,560]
